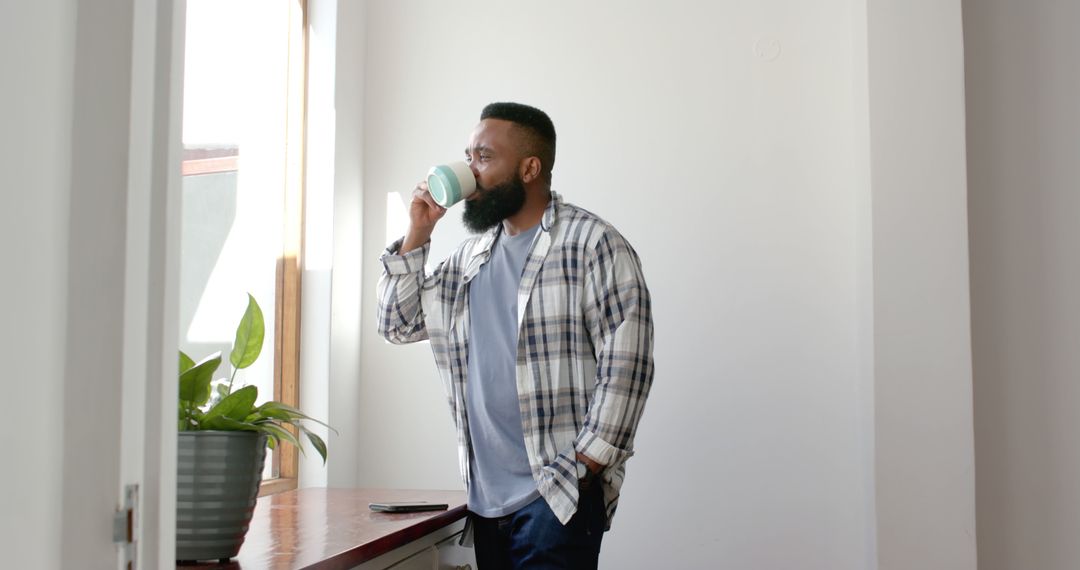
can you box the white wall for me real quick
[298,0,338,489]
[1,1,74,567]
[326,0,369,489]
[965,1,1080,568]
[351,1,875,567]
[46,0,134,565]
[866,1,978,569]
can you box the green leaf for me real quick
[200,415,260,432]
[230,294,264,370]
[178,353,221,408]
[179,351,195,375]
[203,385,258,423]
[300,426,329,464]
[257,401,337,434]
[178,404,200,431]
[214,381,230,402]
[248,405,293,423]
[258,422,302,450]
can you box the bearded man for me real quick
[377,102,654,569]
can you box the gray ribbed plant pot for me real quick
[176,430,267,562]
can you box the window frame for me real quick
[262,0,308,497]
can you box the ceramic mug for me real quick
[426,161,477,208]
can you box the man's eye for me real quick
[479,154,492,161]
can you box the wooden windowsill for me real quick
[177,488,468,569]
[258,477,297,497]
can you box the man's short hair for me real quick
[481,102,556,180]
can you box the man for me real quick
[377,102,654,569]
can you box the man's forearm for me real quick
[400,225,434,254]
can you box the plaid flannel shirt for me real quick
[377,191,654,526]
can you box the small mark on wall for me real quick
[754,38,782,62]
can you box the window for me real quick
[180,0,307,495]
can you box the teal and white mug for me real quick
[426,161,477,208]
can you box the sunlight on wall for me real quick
[385,191,410,248]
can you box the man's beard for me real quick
[462,174,527,234]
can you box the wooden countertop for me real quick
[178,488,468,570]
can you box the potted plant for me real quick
[176,294,331,563]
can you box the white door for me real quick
[116,1,186,568]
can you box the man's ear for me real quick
[519,156,542,184]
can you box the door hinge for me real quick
[113,483,138,569]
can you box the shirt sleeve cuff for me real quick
[574,428,633,469]
[380,238,429,275]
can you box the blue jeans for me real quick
[469,484,606,569]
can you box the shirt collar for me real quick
[541,191,561,233]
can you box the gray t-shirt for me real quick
[465,223,542,517]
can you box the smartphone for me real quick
[368,501,449,513]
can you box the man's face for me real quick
[462,119,528,233]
